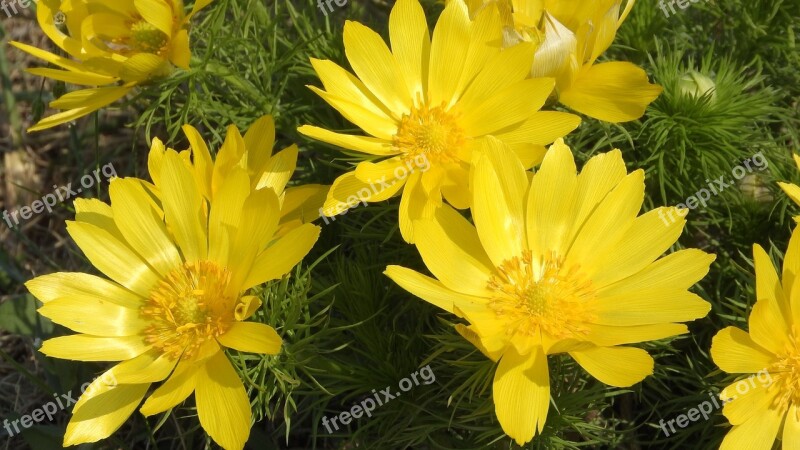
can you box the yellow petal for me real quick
[588,206,689,287]
[494,111,581,146]
[226,188,282,291]
[308,58,394,122]
[119,53,168,82]
[160,150,208,262]
[343,20,412,116]
[779,181,800,207]
[570,346,653,387]
[280,184,328,224]
[783,404,800,448]
[783,226,800,317]
[196,351,251,450]
[721,377,779,427]
[308,87,398,140]
[112,350,178,384]
[218,322,282,355]
[599,249,716,295]
[493,345,549,446]
[254,144,298,194]
[297,125,396,156]
[213,125,248,195]
[25,272,142,307]
[110,178,182,277]
[40,335,150,362]
[139,359,198,417]
[472,137,528,266]
[711,327,776,374]
[49,86,131,110]
[66,221,160,298]
[207,168,249,267]
[64,382,149,446]
[526,138,577,260]
[243,223,320,289]
[243,115,277,177]
[134,0,174,36]
[384,265,487,316]
[169,29,191,69]
[38,297,146,336]
[754,243,790,318]
[182,125,213,199]
[452,3,503,97]
[10,41,97,74]
[398,171,438,243]
[25,67,117,85]
[559,62,662,123]
[565,170,645,268]
[586,323,688,347]
[458,78,555,136]
[322,171,404,216]
[572,148,627,225]
[413,205,494,296]
[748,298,790,355]
[427,0,471,108]
[456,42,536,112]
[389,0,430,102]
[592,290,709,326]
[455,323,504,361]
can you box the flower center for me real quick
[130,20,169,54]
[768,329,800,412]
[486,250,596,340]
[141,261,237,360]
[393,104,464,164]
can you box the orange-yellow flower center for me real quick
[141,261,237,360]
[486,250,596,340]
[768,329,800,412]
[393,105,464,164]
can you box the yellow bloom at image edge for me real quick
[10,0,213,131]
[386,137,714,444]
[25,116,323,450]
[711,226,800,450]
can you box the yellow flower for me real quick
[25,119,322,449]
[385,138,714,445]
[148,115,329,234]
[710,229,800,449]
[778,154,800,222]
[454,0,663,123]
[10,0,212,132]
[298,0,580,242]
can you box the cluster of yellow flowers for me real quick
[14,0,800,449]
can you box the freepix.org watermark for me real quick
[658,369,773,437]
[1,0,33,18]
[2,372,118,438]
[658,152,768,226]
[321,365,435,434]
[2,163,117,229]
[317,0,349,16]
[320,154,431,225]
[658,0,711,19]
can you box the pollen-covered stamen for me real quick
[141,261,237,360]
[393,104,465,165]
[767,326,800,415]
[487,250,596,340]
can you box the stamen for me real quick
[141,261,237,359]
[486,250,596,340]
[393,104,465,164]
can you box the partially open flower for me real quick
[10,0,213,131]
